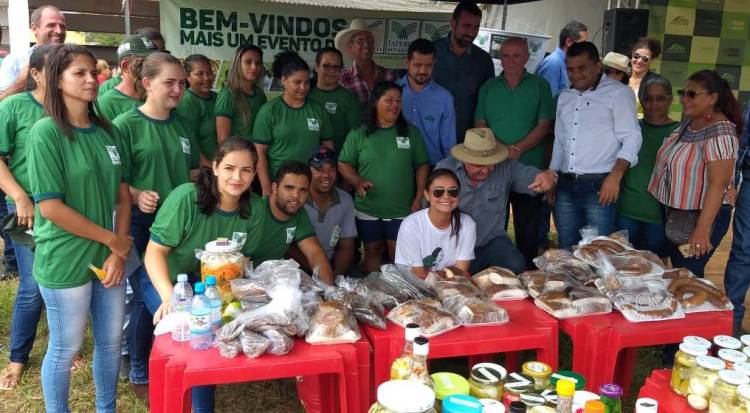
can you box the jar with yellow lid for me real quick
[687,355,723,410]
[708,369,750,413]
[522,361,552,392]
[671,342,709,395]
[468,363,506,400]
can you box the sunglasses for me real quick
[431,187,459,198]
[632,52,652,63]
[677,89,707,99]
[643,95,669,103]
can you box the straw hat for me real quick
[334,18,384,58]
[450,128,509,166]
[602,52,630,74]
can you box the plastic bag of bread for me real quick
[218,339,242,358]
[305,301,361,344]
[426,266,470,282]
[472,266,527,300]
[387,298,460,337]
[380,264,435,300]
[520,270,568,298]
[431,279,482,301]
[543,256,598,286]
[442,294,509,326]
[263,329,294,355]
[532,249,574,271]
[240,329,270,357]
[534,284,611,319]
[324,285,387,329]
[230,278,270,302]
[608,281,683,322]
[665,269,733,313]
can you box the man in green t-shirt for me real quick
[245,161,334,284]
[474,37,554,269]
[97,35,157,121]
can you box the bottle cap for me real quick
[719,349,748,364]
[377,380,435,412]
[556,378,575,397]
[684,335,712,349]
[413,336,429,356]
[697,355,725,371]
[679,342,709,357]
[584,400,605,413]
[441,394,483,413]
[194,282,205,294]
[509,401,526,413]
[431,372,470,400]
[634,397,658,413]
[205,237,240,253]
[205,275,217,286]
[470,363,506,384]
[714,335,742,350]
[405,323,421,341]
[177,273,188,282]
[599,383,623,398]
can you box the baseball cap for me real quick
[309,146,337,168]
[117,35,159,60]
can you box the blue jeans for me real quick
[139,266,216,412]
[7,203,43,364]
[0,195,17,270]
[666,204,732,278]
[469,234,526,275]
[39,279,125,413]
[130,206,156,256]
[726,178,750,322]
[614,213,666,255]
[554,174,616,249]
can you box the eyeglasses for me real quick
[677,89,707,99]
[431,187,459,198]
[632,52,652,63]
[643,95,669,103]
[320,63,342,72]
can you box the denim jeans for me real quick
[726,178,750,322]
[130,206,156,256]
[666,204,732,278]
[7,203,43,364]
[39,279,125,413]
[139,267,216,412]
[553,174,616,249]
[469,234,526,275]
[0,195,17,270]
[615,213,666,255]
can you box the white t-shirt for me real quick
[395,208,476,270]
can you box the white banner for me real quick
[474,28,551,76]
[160,0,451,68]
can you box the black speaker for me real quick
[602,8,650,55]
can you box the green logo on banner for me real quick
[671,16,690,25]
[423,23,449,40]
[668,43,687,54]
[391,21,418,40]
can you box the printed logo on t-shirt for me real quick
[179,137,192,154]
[329,224,341,247]
[324,102,338,115]
[396,136,411,149]
[285,227,297,243]
[105,145,121,165]
[422,247,443,270]
[307,118,320,132]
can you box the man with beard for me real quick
[398,39,456,166]
[432,1,494,143]
[245,161,334,284]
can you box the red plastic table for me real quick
[560,310,733,396]
[638,369,700,413]
[148,334,361,413]
[362,299,559,404]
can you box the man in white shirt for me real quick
[0,5,66,98]
[550,41,641,248]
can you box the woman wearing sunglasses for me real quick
[628,37,661,118]
[648,70,742,276]
[616,76,678,254]
[395,168,475,278]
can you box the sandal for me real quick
[0,364,24,390]
[70,355,85,373]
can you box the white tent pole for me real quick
[124,0,131,36]
[8,0,30,54]
[501,0,508,30]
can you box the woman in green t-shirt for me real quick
[26,44,133,413]
[178,54,218,159]
[253,51,334,196]
[339,81,430,272]
[215,44,267,142]
[616,76,678,254]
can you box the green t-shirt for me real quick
[214,87,267,139]
[97,88,143,122]
[244,196,316,264]
[474,71,555,169]
[149,183,257,282]
[618,120,679,224]
[0,92,45,201]
[339,125,429,218]
[27,118,129,289]
[252,97,334,178]
[177,89,218,159]
[98,75,122,97]
[309,86,362,152]
[114,109,199,205]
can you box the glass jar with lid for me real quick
[468,363,506,400]
[685,336,713,351]
[431,372,469,412]
[200,238,245,303]
[671,342,709,395]
[368,380,437,413]
[740,335,750,349]
[503,373,533,410]
[719,349,749,370]
[599,383,623,413]
[738,384,750,413]
[714,335,743,354]
[735,362,750,378]
[709,369,750,413]
[522,361,552,392]
[687,355,723,410]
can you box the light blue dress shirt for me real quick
[535,47,569,98]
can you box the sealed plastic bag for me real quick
[218,339,242,358]
[442,294,509,326]
[240,329,270,358]
[665,270,733,313]
[534,284,611,319]
[387,298,460,337]
[263,329,294,355]
[305,301,361,344]
[472,266,527,301]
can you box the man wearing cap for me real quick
[474,37,554,269]
[550,42,640,249]
[436,128,557,274]
[0,5,65,98]
[397,38,456,166]
[432,2,494,144]
[99,27,167,97]
[293,147,357,275]
[97,35,159,121]
[337,18,394,110]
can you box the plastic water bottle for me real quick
[171,273,193,342]
[204,275,222,336]
[190,282,213,350]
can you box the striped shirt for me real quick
[648,119,738,210]
[339,61,394,110]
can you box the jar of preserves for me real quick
[442,395,483,413]
[599,383,623,413]
[738,384,750,413]
[709,369,750,413]
[740,335,750,349]
[478,398,505,413]
[368,380,437,413]
[735,362,750,378]
[522,361,552,392]
[719,349,749,370]
[432,372,470,412]
[503,373,532,410]
[520,392,546,409]
[714,335,743,354]
[469,363,507,400]
[685,336,713,351]
[687,355,723,410]
[200,238,245,303]
[671,342,709,395]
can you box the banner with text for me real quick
[474,28,551,76]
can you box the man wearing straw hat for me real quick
[336,18,394,110]
[436,128,557,274]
